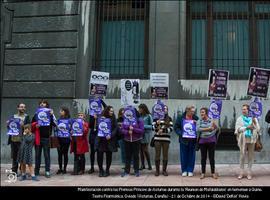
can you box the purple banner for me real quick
[247,67,270,98]
[7,118,21,136]
[182,119,197,139]
[71,118,84,136]
[208,69,229,98]
[249,97,263,119]
[97,117,112,137]
[123,106,137,126]
[152,100,165,120]
[36,108,51,126]
[90,83,108,97]
[57,119,71,138]
[89,97,102,116]
[208,98,222,119]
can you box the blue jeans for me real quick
[118,139,126,164]
[180,140,196,173]
[35,138,50,174]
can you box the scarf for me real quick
[242,115,252,138]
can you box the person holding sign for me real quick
[235,104,261,180]
[18,124,39,181]
[174,105,199,177]
[120,107,144,177]
[6,103,30,176]
[87,98,107,174]
[31,100,56,178]
[96,106,118,177]
[56,107,72,175]
[152,105,173,176]
[70,113,89,175]
[197,107,218,179]
[138,104,153,171]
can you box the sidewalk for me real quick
[1,164,270,187]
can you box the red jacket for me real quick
[70,121,89,154]
[31,122,40,146]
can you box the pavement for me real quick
[1,164,270,187]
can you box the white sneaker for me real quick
[188,172,194,177]
[182,172,187,177]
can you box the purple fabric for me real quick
[120,118,144,142]
[199,134,217,144]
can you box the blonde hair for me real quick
[185,105,195,112]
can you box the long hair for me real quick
[102,105,115,120]
[118,108,124,119]
[39,99,50,108]
[60,106,71,118]
[163,105,171,128]
[138,103,150,115]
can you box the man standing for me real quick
[7,103,30,175]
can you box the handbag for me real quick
[50,136,60,148]
[254,135,263,152]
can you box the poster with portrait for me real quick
[247,67,270,98]
[7,118,21,136]
[208,98,222,120]
[57,119,71,138]
[123,106,138,126]
[152,99,165,120]
[71,118,83,136]
[89,97,102,117]
[35,107,51,126]
[89,71,110,97]
[182,119,197,139]
[150,73,169,99]
[121,79,140,106]
[207,69,229,99]
[249,96,262,119]
[97,117,112,137]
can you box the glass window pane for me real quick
[213,1,248,13]
[191,1,207,13]
[255,3,270,13]
[213,20,249,75]
[100,21,145,75]
[191,20,206,75]
[258,20,270,68]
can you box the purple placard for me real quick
[97,117,112,137]
[71,118,84,136]
[89,97,102,116]
[7,118,21,136]
[57,119,71,138]
[151,87,168,99]
[36,107,51,126]
[123,106,137,126]
[249,97,262,119]
[247,67,270,98]
[152,100,165,120]
[208,69,229,98]
[182,119,197,139]
[208,98,222,119]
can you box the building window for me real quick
[187,1,270,79]
[94,0,149,78]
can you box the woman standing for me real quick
[121,108,144,177]
[235,104,260,180]
[174,105,199,177]
[117,108,125,168]
[96,106,118,177]
[138,104,153,170]
[56,107,72,174]
[153,105,173,176]
[197,107,218,179]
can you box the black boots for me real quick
[162,160,168,176]
[155,160,160,176]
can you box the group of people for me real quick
[6,100,268,182]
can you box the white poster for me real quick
[121,79,140,106]
[89,71,110,97]
[150,73,169,99]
